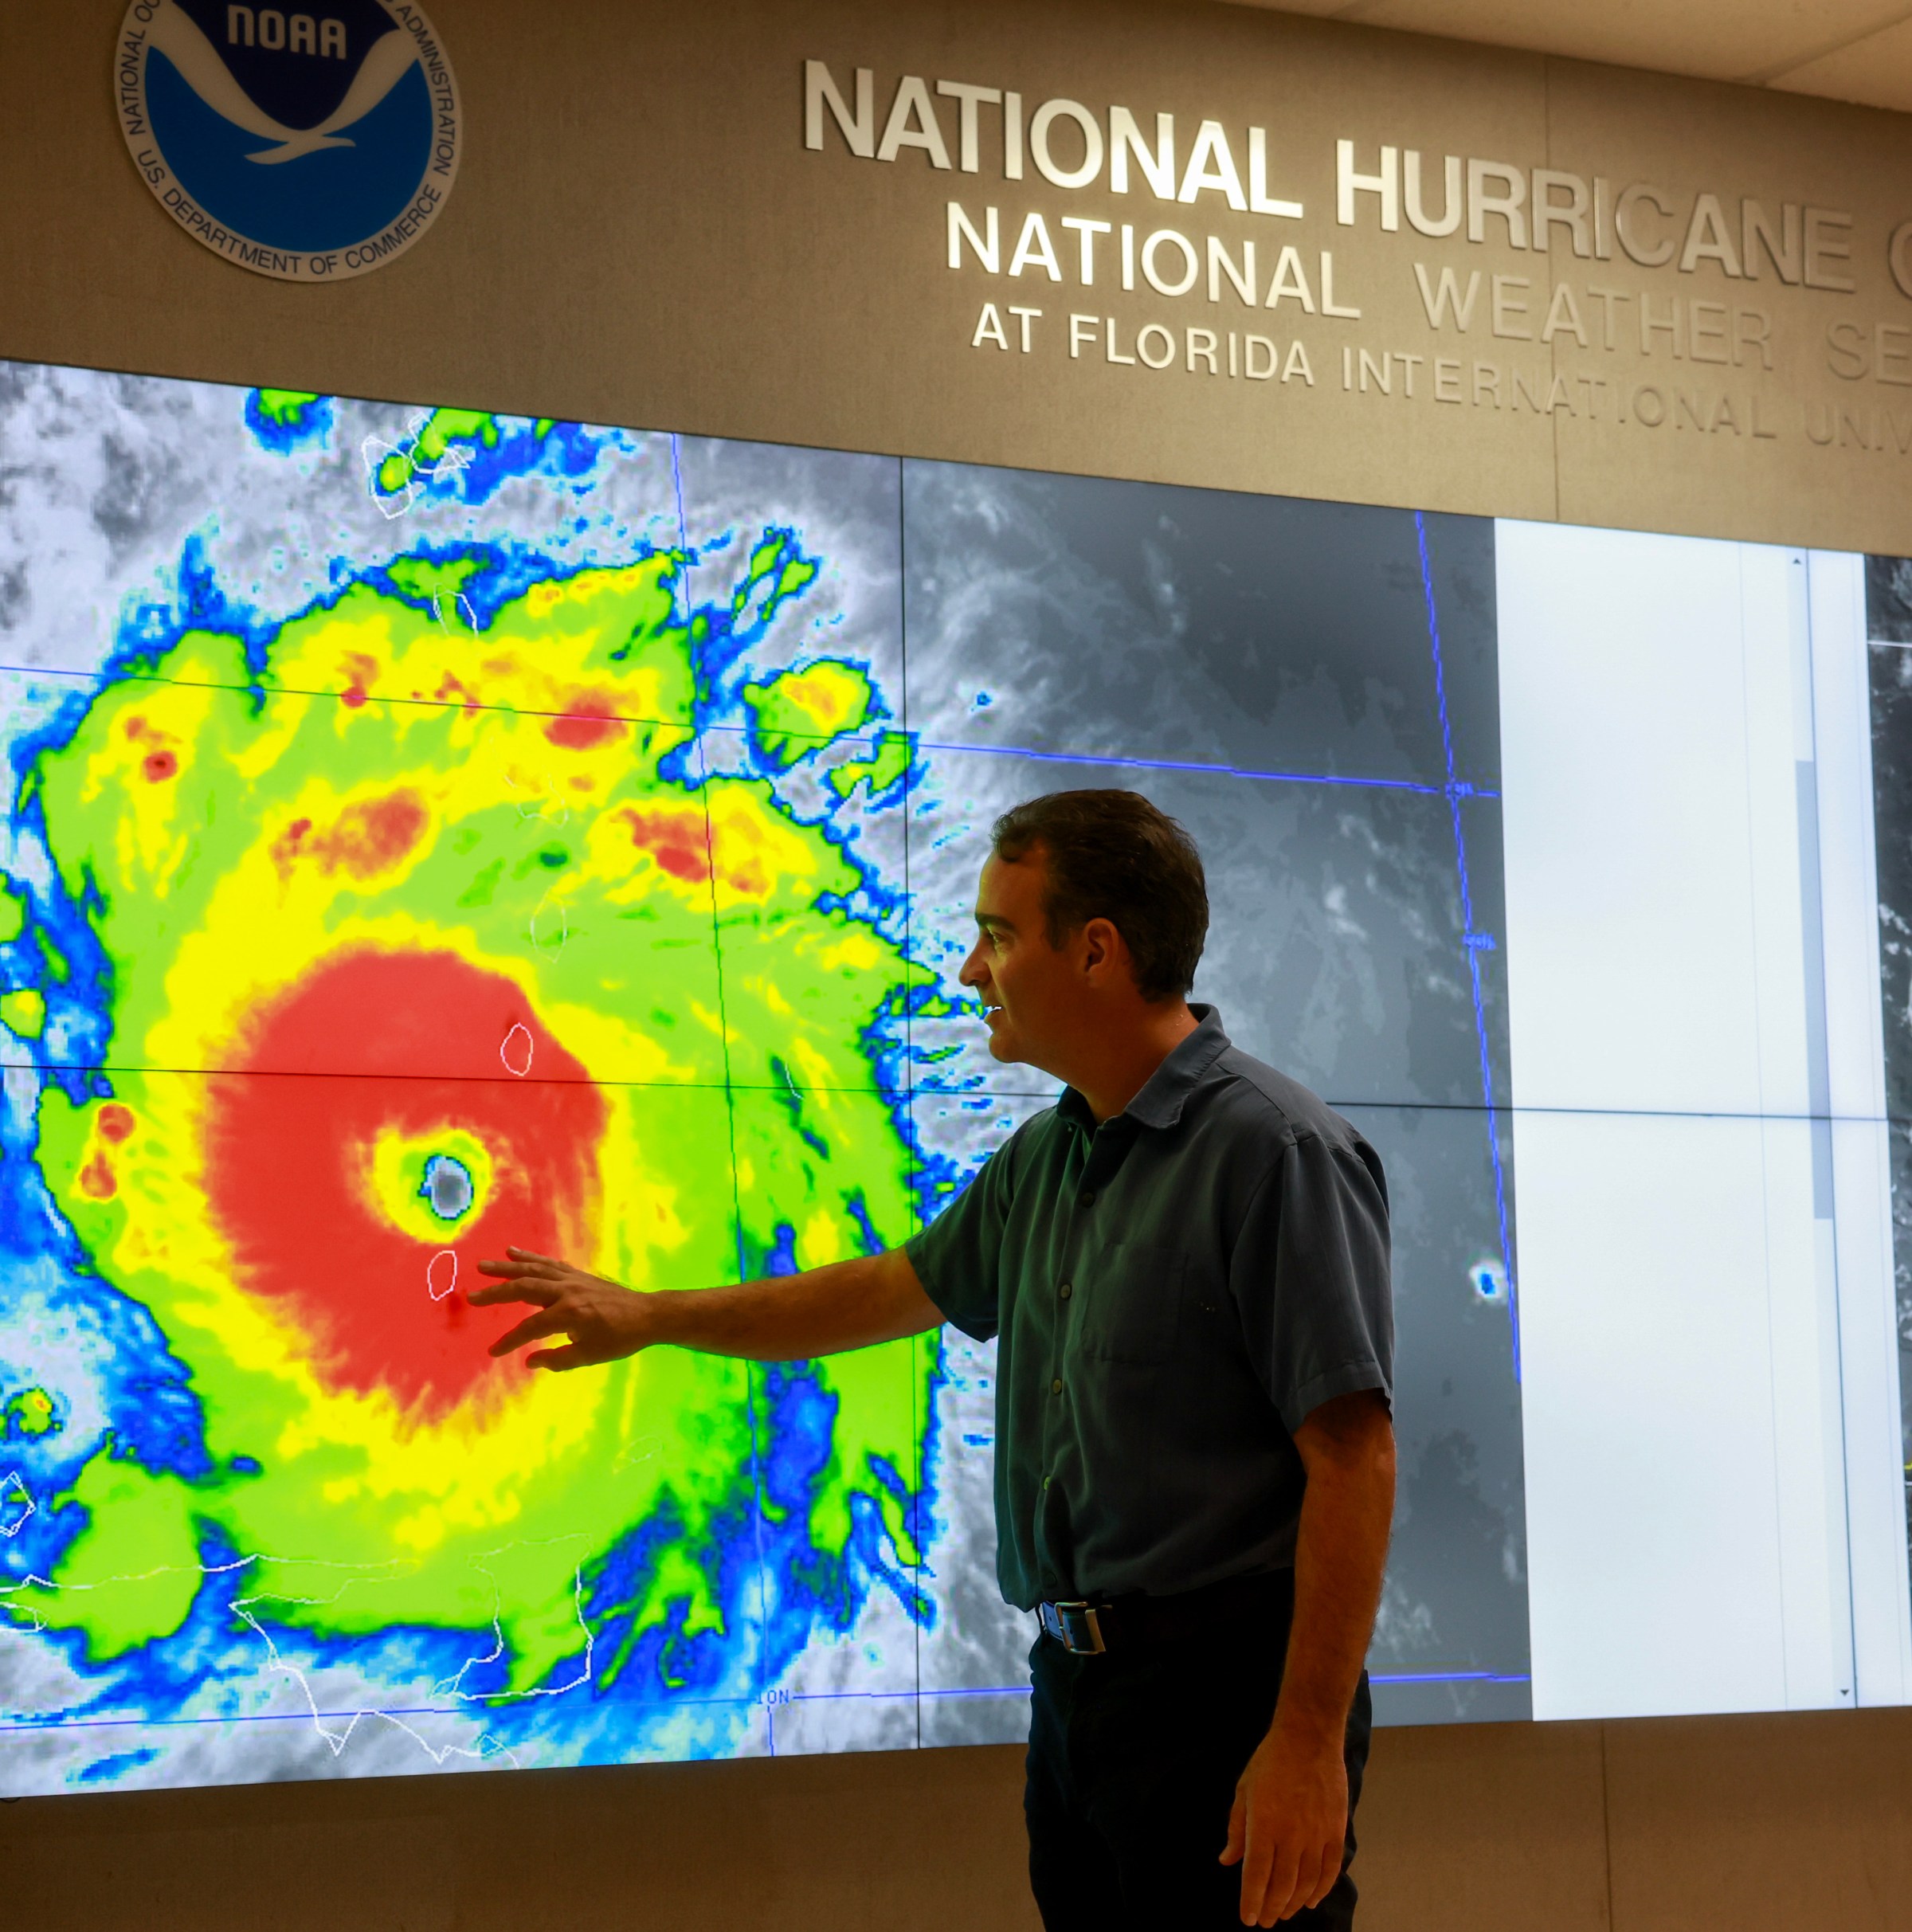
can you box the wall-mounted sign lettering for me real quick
[115,0,460,280]
[801,61,1912,460]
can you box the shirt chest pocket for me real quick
[1075,1243,1187,1364]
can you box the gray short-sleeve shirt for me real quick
[905,1006,1393,1611]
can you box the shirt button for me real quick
[1081,1190,1097,1206]
[1060,1281,1073,1299]
[1050,1377,1064,1396]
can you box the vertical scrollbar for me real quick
[1781,546,1856,1709]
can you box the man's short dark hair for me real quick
[990,790,1208,1003]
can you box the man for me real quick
[472,789,1396,1930]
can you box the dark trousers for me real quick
[1024,1580,1372,1930]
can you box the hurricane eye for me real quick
[421,1154,475,1221]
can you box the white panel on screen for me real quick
[1495,523,1792,1119]
[1513,1111,1836,1718]
[1498,522,1862,1718]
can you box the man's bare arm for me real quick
[468,1245,941,1371]
[1274,1387,1396,1746]
[1221,1388,1396,1927]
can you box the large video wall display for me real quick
[0,359,1905,1796]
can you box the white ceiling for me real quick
[1220,0,1912,115]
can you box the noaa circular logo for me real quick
[116,0,460,281]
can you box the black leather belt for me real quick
[1037,1569,1294,1656]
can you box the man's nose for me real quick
[958,946,986,988]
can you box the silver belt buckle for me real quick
[1040,1599,1106,1655]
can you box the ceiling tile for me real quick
[1767,16,1912,111]
[1217,0,1912,112]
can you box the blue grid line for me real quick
[786,1689,1018,1703]
[916,731,1499,799]
[1415,511,1520,1380]
[1369,1670,1531,1687]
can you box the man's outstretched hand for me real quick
[471,1245,936,1372]
[470,1248,655,1371]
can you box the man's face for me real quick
[958,848,1077,1068]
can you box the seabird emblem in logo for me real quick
[116,0,460,281]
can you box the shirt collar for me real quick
[1057,1005,1232,1135]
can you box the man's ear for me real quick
[1078,916,1123,984]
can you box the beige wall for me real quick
[6,2,1912,1926]
[6,1709,1912,1930]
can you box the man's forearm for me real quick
[1274,1397,1396,1745]
[645,1247,939,1362]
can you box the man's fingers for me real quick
[1256,1840,1303,1929]
[466,1278,558,1308]
[1219,1789,1248,1867]
[487,1308,574,1358]
[1302,1841,1342,1912]
[1280,1844,1328,1922]
[526,1342,590,1372]
[473,1252,560,1282]
[1237,1821,1275,1926]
